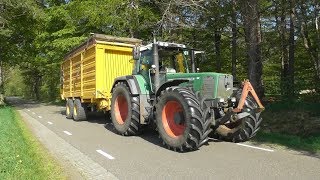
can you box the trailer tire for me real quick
[155,87,209,152]
[73,99,87,121]
[111,82,141,136]
[66,99,74,119]
[216,89,263,142]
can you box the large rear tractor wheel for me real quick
[216,89,263,142]
[111,82,141,136]
[155,87,211,152]
[73,99,88,121]
[66,99,74,119]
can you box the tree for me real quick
[239,0,264,97]
[231,0,238,79]
[298,0,320,90]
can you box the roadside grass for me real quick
[0,105,65,179]
[253,131,320,154]
[254,100,320,154]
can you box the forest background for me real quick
[0,0,320,151]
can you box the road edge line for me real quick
[96,150,115,160]
[18,110,118,180]
[237,143,275,152]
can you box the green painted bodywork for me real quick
[166,72,232,98]
[134,72,233,99]
[134,74,151,95]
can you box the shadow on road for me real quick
[5,97,42,110]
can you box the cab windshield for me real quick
[140,48,190,73]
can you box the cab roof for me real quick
[140,41,187,51]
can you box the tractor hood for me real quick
[165,72,234,99]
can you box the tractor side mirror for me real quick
[132,45,140,60]
[194,51,206,63]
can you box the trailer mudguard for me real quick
[111,75,152,125]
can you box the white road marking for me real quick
[237,143,274,152]
[96,150,115,160]
[27,109,30,112]
[208,138,219,141]
[38,116,42,118]
[47,121,53,125]
[32,112,35,114]
[63,131,72,136]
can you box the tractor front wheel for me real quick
[156,87,210,152]
[111,82,141,136]
[215,89,263,142]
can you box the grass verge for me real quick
[253,131,320,154]
[0,105,65,179]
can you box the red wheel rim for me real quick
[115,95,128,124]
[162,100,186,138]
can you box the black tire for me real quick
[110,82,141,136]
[216,89,263,142]
[73,99,87,121]
[66,99,74,119]
[155,87,210,152]
[195,91,213,144]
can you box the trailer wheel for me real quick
[73,99,88,121]
[155,87,209,152]
[216,89,263,142]
[66,99,74,119]
[111,82,141,135]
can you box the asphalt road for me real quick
[7,97,320,180]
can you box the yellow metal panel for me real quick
[71,54,81,97]
[82,46,96,99]
[95,44,134,101]
[61,38,137,111]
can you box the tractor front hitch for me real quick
[217,108,251,125]
[233,80,264,113]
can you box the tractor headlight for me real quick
[230,97,236,102]
[219,98,225,103]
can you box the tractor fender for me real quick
[111,76,152,125]
[156,79,189,97]
[111,76,140,95]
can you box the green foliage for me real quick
[262,101,320,136]
[0,106,65,179]
[0,0,319,101]
[254,131,320,153]
[4,68,26,97]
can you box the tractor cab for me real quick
[133,40,201,93]
[134,41,190,73]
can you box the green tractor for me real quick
[110,39,264,152]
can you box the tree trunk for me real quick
[231,0,237,80]
[313,0,320,84]
[215,30,222,72]
[240,0,264,98]
[276,0,291,98]
[0,61,3,94]
[287,0,296,98]
[299,0,320,88]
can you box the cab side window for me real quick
[140,50,153,71]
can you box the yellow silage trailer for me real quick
[61,34,142,120]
